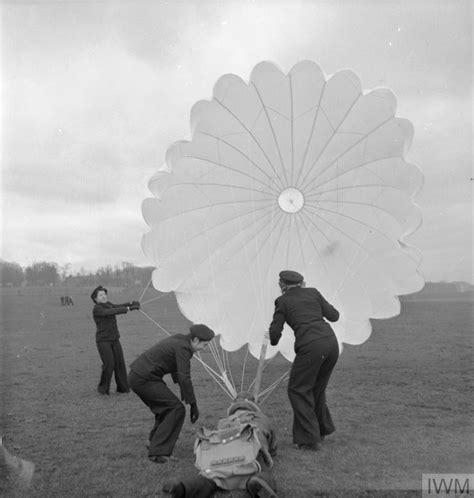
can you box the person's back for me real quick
[271,286,339,351]
[268,271,340,452]
[129,334,193,380]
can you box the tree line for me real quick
[0,260,154,287]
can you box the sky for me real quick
[1,0,472,283]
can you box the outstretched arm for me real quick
[113,301,140,310]
[93,304,129,317]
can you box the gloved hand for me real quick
[190,403,199,424]
[129,302,140,311]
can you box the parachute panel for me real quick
[142,61,424,361]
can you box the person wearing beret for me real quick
[268,270,340,451]
[128,324,215,463]
[90,285,141,395]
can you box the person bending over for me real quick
[268,270,340,451]
[128,324,214,463]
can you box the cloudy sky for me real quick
[1,0,472,283]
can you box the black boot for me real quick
[162,480,185,498]
[246,476,278,497]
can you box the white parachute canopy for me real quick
[142,60,424,363]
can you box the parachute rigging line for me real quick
[138,308,236,398]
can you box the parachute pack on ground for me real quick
[141,60,424,399]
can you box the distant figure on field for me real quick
[128,324,214,463]
[0,437,35,493]
[91,285,140,395]
[66,295,74,305]
[162,392,278,497]
[268,270,340,451]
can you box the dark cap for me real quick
[91,285,107,302]
[189,324,215,341]
[279,270,304,284]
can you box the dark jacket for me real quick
[129,334,196,405]
[269,287,339,352]
[93,302,130,342]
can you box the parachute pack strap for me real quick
[253,334,268,402]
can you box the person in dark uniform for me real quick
[91,285,140,395]
[161,392,278,498]
[128,324,215,464]
[268,270,340,451]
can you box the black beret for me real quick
[91,285,107,302]
[279,270,304,284]
[189,324,215,341]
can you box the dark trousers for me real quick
[128,370,185,457]
[288,335,339,445]
[96,340,130,394]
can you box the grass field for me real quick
[1,287,472,497]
